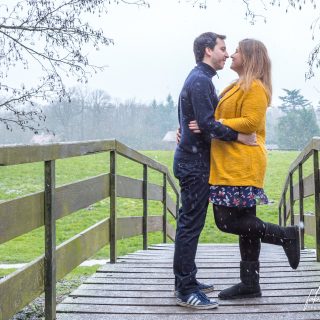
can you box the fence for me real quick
[0,139,179,320]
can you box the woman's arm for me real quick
[222,84,268,134]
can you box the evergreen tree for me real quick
[276,89,320,149]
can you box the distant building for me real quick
[162,131,176,150]
[266,144,279,150]
[30,133,59,144]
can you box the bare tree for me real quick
[0,0,148,132]
[193,0,319,79]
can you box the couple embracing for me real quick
[173,32,300,309]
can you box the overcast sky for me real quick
[5,0,319,107]
[77,0,318,107]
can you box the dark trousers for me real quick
[213,205,266,261]
[173,159,210,295]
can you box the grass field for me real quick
[0,149,316,278]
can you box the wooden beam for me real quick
[0,140,116,166]
[0,174,110,245]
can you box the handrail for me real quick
[0,139,180,320]
[278,137,320,262]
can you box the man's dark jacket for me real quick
[175,62,238,164]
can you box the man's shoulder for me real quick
[186,67,213,87]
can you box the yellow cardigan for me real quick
[209,80,268,188]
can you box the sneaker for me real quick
[174,281,214,296]
[176,291,219,309]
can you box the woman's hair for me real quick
[238,39,272,102]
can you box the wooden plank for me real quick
[122,249,315,256]
[69,287,317,298]
[56,218,110,280]
[166,194,177,218]
[116,175,163,201]
[115,141,167,174]
[290,173,294,225]
[44,160,56,319]
[98,262,319,272]
[0,139,116,165]
[109,151,117,263]
[111,260,318,267]
[294,214,316,237]
[60,295,316,306]
[162,173,167,243]
[166,222,176,241]
[117,216,163,239]
[288,138,317,172]
[115,255,315,261]
[166,174,179,199]
[143,164,148,250]
[93,270,320,278]
[0,257,44,320]
[0,218,110,320]
[0,174,110,244]
[314,149,320,261]
[82,276,320,285]
[76,282,319,290]
[299,163,305,248]
[147,216,163,233]
[56,313,320,320]
[54,243,320,320]
[56,303,320,314]
[293,172,314,200]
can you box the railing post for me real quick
[176,192,180,221]
[163,173,167,243]
[289,173,294,226]
[110,150,117,263]
[143,164,148,250]
[279,204,282,226]
[299,163,305,249]
[313,150,320,261]
[283,192,287,227]
[44,160,56,320]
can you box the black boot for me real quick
[218,261,261,300]
[262,223,300,269]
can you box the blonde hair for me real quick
[238,39,272,103]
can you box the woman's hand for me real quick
[176,128,181,143]
[188,120,201,133]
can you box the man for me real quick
[173,32,256,309]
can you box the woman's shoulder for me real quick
[249,79,267,93]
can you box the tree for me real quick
[194,0,319,79]
[276,88,320,149]
[278,88,311,112]
[0,0,148,132]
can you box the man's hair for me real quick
[193,32,226,63]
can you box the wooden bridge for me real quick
[56,244,320,320]
[1,139,320,320]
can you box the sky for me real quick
[4,0,320,107]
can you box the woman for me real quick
[189,39,300,300]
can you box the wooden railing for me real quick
[0,139,179,320]
[278,137,320,261]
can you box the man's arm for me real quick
[188,120,257,145]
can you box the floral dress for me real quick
[209,186,269,208]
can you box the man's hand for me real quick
[176,128,181,143]
[188,120,201,133]
[237,133,258,146]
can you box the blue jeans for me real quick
[173,158,210,295]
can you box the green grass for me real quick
[0,150,316,274]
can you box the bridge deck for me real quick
[57,243,320,320]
